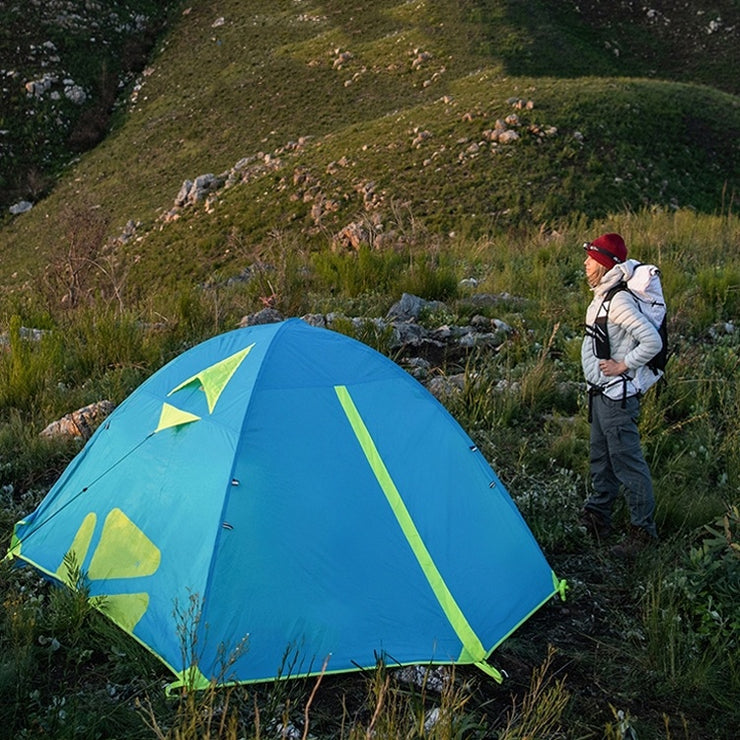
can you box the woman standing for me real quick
[580,233,661,557]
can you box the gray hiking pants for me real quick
[585,393,657,538]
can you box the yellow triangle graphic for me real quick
[55,512,96,586]
[99,592,150,632]
[156,402,201,432]
[88,508,161,580]
[170,664,213,692]
[167,343,254,413]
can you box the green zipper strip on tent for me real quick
[335,385,502,682]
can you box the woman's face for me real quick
[584,254,606,288]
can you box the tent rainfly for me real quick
[6,318,565,689]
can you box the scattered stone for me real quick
[333,221,372,251]
[230,293,517,389]
[239,308,284,327]
[175,173,224,207]
[0,326,49,346]
[40,401,115,441]
[300,314,328,329]
[411,50,433,70]
[461,292,526,309]
[332,49,353,69]
[411,128,433,147]
[497,129,519,144]
[386,293,446,321]
[509,97,534,110]
[394,664,451,692]
[402,356,432,380]
[64,83,87,104]
[9,200,33,215]
[708,320,736,339]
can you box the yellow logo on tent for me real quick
[155,403,201,433]
[155,343,255,432]
[167,344,254,413]
[57,508,160,632]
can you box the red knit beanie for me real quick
[584,233,627,269]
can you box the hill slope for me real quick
[0,0,738,300]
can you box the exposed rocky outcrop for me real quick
[40,400,115,441]
[238,291,519,395]
[35,292,517,439]
[150,96,561,248]
[2,1,171,212]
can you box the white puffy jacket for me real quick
[581,261,663,400]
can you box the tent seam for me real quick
[196,319,298,648]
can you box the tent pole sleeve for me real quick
[335,385,488,666]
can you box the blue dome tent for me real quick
[7,319,564,689]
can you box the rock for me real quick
[0,326,49,346]
[461,292,526,309]
[238,308,283,327]
[386,293,445,321]
[40,401,115,440]
[411,50,433,69]
[64,83,87,104]
[174,179,194,207]
[9,200,33,215]
[457,329,502,348]
[176,174,224,207]
[411,129,432,147]
[459,277,479,289]
[402,356,432,380]
[394,664,450,692]
[497,129,519,144]
[426,373,465,401]
[391,321,429,346]
[333,221,374,251]
[332,50,353,69]
[233,292,514,371]
[300,313,328,328]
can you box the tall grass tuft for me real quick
[497,646,569,739]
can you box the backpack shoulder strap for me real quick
[600,281,630,317]
[604,281,628,302]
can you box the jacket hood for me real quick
[593,259,640,297]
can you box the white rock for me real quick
[9,200,33,215]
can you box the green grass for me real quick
[1,209,739,738]
[0,1,737,297]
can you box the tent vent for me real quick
[222,522,234,530]
[469,445,478,452]
[231,479,240,486]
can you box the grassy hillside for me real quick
[0,0,737,302]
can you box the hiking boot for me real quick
[579,509,612,542]
[610,525,657,559]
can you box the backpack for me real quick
[589,261,668,378]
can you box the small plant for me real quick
[497,646,570,739]
[37,200,111,310]
[603,705,639,740]
[632,508,739,723]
